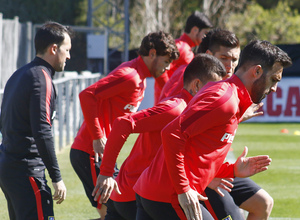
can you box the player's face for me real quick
[251,62,283,103]
[213,46,240,79]
[150,55,172,78]
[54,33,71,72]
[195,28,210,46]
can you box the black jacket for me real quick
[0,57,61,182]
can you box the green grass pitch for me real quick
[231,123,300,218]
[0,123,299,219]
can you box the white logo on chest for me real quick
[124,101,141,113]
[220,130,236,144]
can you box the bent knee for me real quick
[240,189,274,217]
[258,189,274,211]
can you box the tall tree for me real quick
[226,1,300,46]
[201,0,249,28]
[129,0,173,48]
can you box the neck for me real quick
[141,55,153,75]
[37,54,53,68]
[185,32,195,44]
[234,68,253,93]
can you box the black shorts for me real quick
[70,148,119,209]
[202,177,261,220]
[135,194,214,220]
[105,198,137,220]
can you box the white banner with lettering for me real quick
[248,77,300,122]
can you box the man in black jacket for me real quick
[0,21,73,220]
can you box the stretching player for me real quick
[152,29,269,220]
[134,40,292,220]
[0,21,73,219]
[69,31,179,220]
[92,54,227,220]
[199,29,274,220]
[154,11,213,104]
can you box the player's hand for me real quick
[92,174,121,204]
[241,102,263,122]
[207,178,234,197]
[178,189,207,220]
[52,180,67,204]
[234,146,271,178]
[93,137,107,162]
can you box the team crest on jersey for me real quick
[222,215,232,220]
[51,111,56,120]
[124,101,141,113]
[48,217,55,220]
[220,129,237,144]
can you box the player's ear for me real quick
[49,44,58,55]
[193,78,203,95]
[149,49,157,59]
[206,49,213,55]
[191,26,199,35]
[253,65,263,79]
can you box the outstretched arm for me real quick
[234,146,271,178]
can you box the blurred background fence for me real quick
[52,71,102,150]
[0,71,102,150]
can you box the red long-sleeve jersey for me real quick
[71,56,151,155]
[154,33,195,104]
[159,64,187,102]
[100,89,193,202]
[134,75,252,203]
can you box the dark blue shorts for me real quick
[136,193,214,220]
[105,198,137,220]
[202,177,261,220]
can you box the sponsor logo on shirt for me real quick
[222,215,232,220]
[48,217,55,220]
[124,102,141,113]
[220,130,236,144]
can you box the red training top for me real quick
[71,56,151,155]
[134,74,252,204]
[154,33,195,104]
[100,89,193,202]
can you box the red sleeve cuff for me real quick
[175,185,191,195]
[215,162,235,178]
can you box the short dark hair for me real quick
[183,53,226,86]
[35,21,74,55]
[238,40,292,73]
[184,11,213,33]
[198,28,240,54]
[138,31,179,60]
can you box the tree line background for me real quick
[0,0,300,70]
